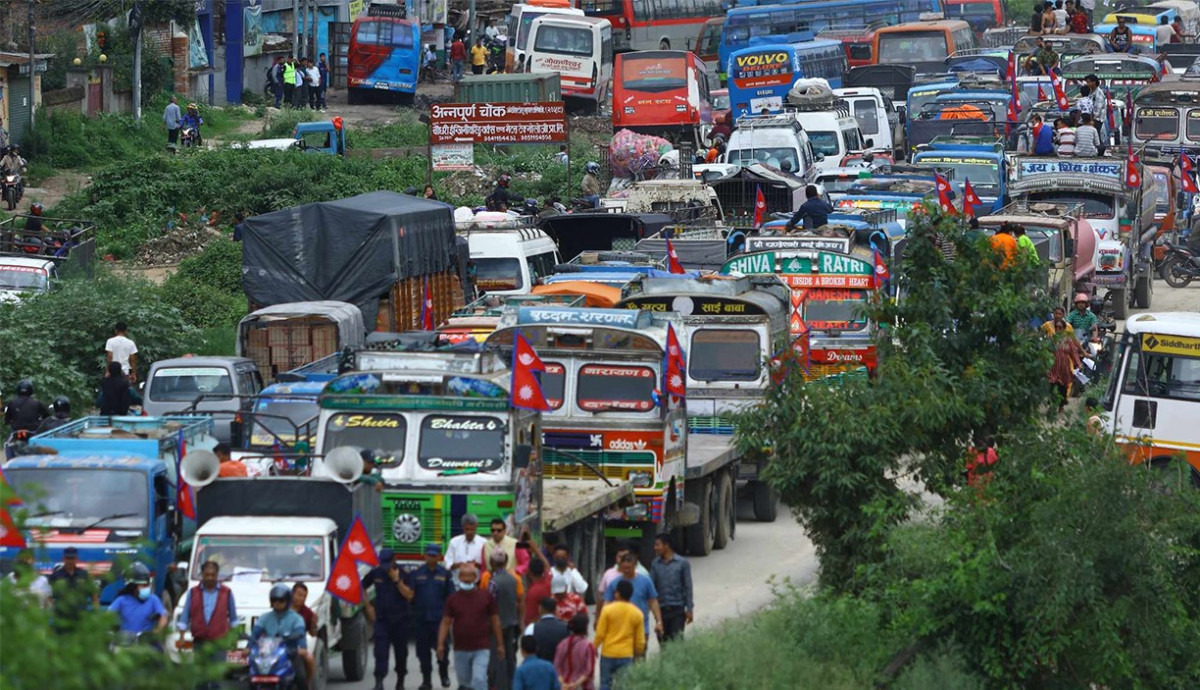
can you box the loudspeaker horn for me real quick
[181,449,220,488]
[324,446,364,484]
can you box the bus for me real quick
[872,20,976,75]
[943,0,1005,34]
[582,0,723,53]
[718,0,942,72]
[346,5,422,104]
[727,41,847,121]
[527,15,614,112]
[693,17,724,75]
[818,24,885,68]
[612,50,713,142]
[506,0,585,71]
[1102,311,1200,488]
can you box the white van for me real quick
[527,15,613,113]
[506,3,585,72]
[788,102,868,172]
[834,86,903,158]
[461,224,561,295]
[722,115,820,182]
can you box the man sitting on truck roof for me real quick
[215,443,248,477]
[784,186,835,233]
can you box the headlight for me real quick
[625,504,649,520]
[628,471,653,488]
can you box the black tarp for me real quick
[196,478,383,545]
[539,213,649,261]
[242,191,456,327]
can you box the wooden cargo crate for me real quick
[376,269,465,332]
[311,324,339,358]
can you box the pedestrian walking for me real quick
[549,545,588,596]
[594,580,645,690]
[514,635,561,690]
[270,56,285,107]
[412,544,454,690]
[7,548,51,608]
[484,551,523,690]
[554,614,596,690]
[471,39,488,75]
[163,95,182,151]
[483,518,519,574]
[524,558,553,626]
[450,35,466,82]
[317,53,329,109]
[176,561,238,660]
[363,548,415,690]
[598,542,649,594]
[282,58,297,107]
[306,58,321,110]
[438,565,505,690]
[525,597,569,662]
[649,533,692,643]
[598,553,663,647]
[445,513,488,582]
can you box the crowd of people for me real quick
[267,54,330,110]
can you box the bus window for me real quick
[1124,350,1200,402]
[878,31,950,62]
[621,56,688,91]
[1187,109,1200,141]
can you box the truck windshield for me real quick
[474,258,525,292]
[192,535,326,582]
[324,412,407,468]
[418,415,506,473]
[149,366,234,402]
[0,266,48,292]
[1134,108,1179,140]
[1122,349,1200,402]
[576,364,657,412]
[7,469,148,529]
[808,131,839,158]
[250,398,318,445]
[689,329,762,381]
[804,291,870,331]
[916,158,1001,192]
[1026,191,1115,219]
[851,100,880,135]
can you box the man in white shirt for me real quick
[105,321,139,382]
[305,60,321,110]
[444,513,487,585]
[549,544,588,595]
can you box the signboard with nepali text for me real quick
[430,102,567,145]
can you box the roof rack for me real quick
[783,98,851,116]
[736,114,805,132]
[989,200,1086,219]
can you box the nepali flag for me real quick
[175,431,196,520]
[0,505,25,548]
[342,515,380,567]
[420,275,434,331]
[1106,88,1117,131]
[666,238,686,274]
[872,247,890,288]
[1049,70,1070,111]
[664,323,686,399]
[1124,90,1133,129]
[325,548,363,605]
[752,184,766,227]
[1006,50,1015,84]
[963,178,983,218]
[1126,144,1141,189]
[1182,153,1199,194]
[793,318,811,374]
[934,172,956,214]
[1162,58,1171,77]
[1006,96,1019,135]
[510,331,551,412]
[1037,82,1048,102]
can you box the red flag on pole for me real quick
[664,323,686,398]
[342,516,379,567]
[1037,83,1048,102]
[511,332,551,412]
[325,548,363,605]
[872,247,890,287]
[794,318,811,374]
[1049,70,1070,111]
[963,178,983,218]
[1125,145,1141,189]
[934,173,956,214]
[1182,154,1199,194]
[175,431,196,520]
[752,184,766,227]
[420,276,434,331]
[0,507,26,548]
[665,238,685,274]
[1162,58,1170,77]
[1006,50,1015,83]
[1106,88,1117,131]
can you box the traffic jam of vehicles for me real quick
[4,0,1200,685]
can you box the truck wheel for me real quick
[340,614,368,681]
[1111,289,1129,320]
[685,478,714,556]
[751,481,778,522]
[714,472,733,550]
[312,638,329,690]
[1134,275,1152,309]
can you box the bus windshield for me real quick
[542,363,566,410]
[534,24,594,56]
[1135,108,1179,140]
[621,56,688,92]
[251,398,318,445]
[576,364,657,412]
[689,329,762,381]
[418,415,507,473]
[946,2,997,19]
[324,412,407,469]
[7,469,148,530]
[808,131,839,157]
[879,32,950,62]
[1026,191,1115,219]
[726,147,800,172]
[474,258,525,292]
[804,291,870,331]
[353,19,415,47]
[916,157,1001,191]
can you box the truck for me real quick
[245,118,422,160]
[166,475,379,683]
[912,135,1008,210]
[0,215,97,281]
[237,301,367,381]
[1008,156,1157,319]
[615,275,792,534]
[1,416,218,608]
[976,201,1102,309]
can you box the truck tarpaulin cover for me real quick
[197,478,383,546]
[242,192,456,327]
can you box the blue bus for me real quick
[347,5,422,104]
[727,41,847,120]
[719,0,941,71]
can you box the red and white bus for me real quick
[612,50,712,143]
[583,0,723,53]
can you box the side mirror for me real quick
[138,381,145,392]
[815,154,826,162]
[514,443,533,470]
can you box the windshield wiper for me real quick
[79,512,140,531]
[27,510,67,519]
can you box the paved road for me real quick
[329,507,818,688]
[1123,277,1199,326]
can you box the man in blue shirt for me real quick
[109,562,166,635]
[784,185,835,233]
[599,553,663,644]
[513,635,560,690]
[251,584,308,653]
[411,543,454,689]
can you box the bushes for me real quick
[23,110,161,170]
[161,238,248,329]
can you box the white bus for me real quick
[1102,311,1200,487]
[527,15,614,113]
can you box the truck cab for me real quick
[0,256,56,303]
[835,86,904,158]
[912,135,1007,210]
[456,221,561,296]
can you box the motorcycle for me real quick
[1,170,21,210]
[180,126,199,148]
[1159,242,1200,288]
[4,429,31,461]
[247,636,305,689]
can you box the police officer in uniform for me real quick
[411,543,454,689]
[363,548,415,690]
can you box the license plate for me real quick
[250,677,280,684]
[226,650,249,665]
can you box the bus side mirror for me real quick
[514,444,533,470]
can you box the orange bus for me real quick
[872,20,976,75]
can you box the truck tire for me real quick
[1134,274,1152,309]
[751,481,779,522]
[340,613,368,682]
[685,478,714,556]
[1111,288,1129,320]
[312,638,329,690]
[713,472,733,550]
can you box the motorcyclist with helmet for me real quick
[488,174,515,212]
[581,161,602,209]
[109,562,167,637]
[4,379,51,434]
[1,145,26,199]
[252,583,311,689]
[24,202,45,233]
[181,103,204,146]
[33,397,72,435]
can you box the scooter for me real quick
[1,170,22,210]
[1160,242,1200,288]
[247,636,305,690]
[180,126,199,148]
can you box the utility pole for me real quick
[131,1,144,122]
[292,0,299,57]
[468,0,476,47]
[27,0,34,132]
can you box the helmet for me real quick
[713,134,726,145]
[1074,292,1090,304]
[524,198,539,212]
[30,203,43,216]
[187,103,199,112]
[585,161,600,174]
[269,583,293,603]
[10,144,18,152]
[498,174,511,187]
[52,396,70,415]
[16,379,33,396]
[126,562,152,585]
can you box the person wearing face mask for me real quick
[109,562,167,635]
[549,545,588,597]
